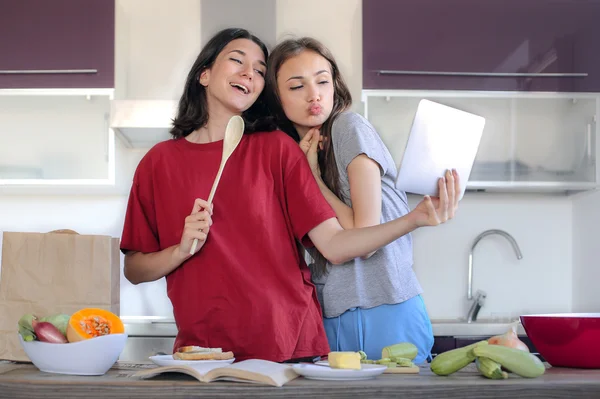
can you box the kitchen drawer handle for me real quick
[0,69,98,74]
[377,70,588,78]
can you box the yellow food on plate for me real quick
[328,351,361,370]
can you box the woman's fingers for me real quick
[445,169,455,219]
[187,220,211,231]
[437,176,449,222]
[299,129,314,154]
[186,210,212,225]
[453,169,461,209]
[318,135,325,150]
[424,195,439,225]
[189,230,207,242]
[190,198,212,215]
[309,130,320,155]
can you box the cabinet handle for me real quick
[377,70,588,78]
[0,69,97,74]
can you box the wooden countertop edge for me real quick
[1,364,599,390]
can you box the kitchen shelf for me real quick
[362,89,600,195]
[0,88,116,189]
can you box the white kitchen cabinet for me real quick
[362,90,599,194]
[0,89,115,189]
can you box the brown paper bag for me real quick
[0,230,120,361]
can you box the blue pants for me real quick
[323,295,434,364]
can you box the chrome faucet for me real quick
[466,229,523,323]
[467,290,487,323]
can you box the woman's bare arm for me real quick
[124,246,188,284]
[300,130,382,239]
[123,198,213,285]
[308,169,459,265]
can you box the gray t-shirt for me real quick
[309,111,423,319]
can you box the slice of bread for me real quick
[173,350,234,361]
[177,345,222,353]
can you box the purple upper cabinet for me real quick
[0,0,115,89]
[363,0,600,92]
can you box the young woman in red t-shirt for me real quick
[120,28,460,363]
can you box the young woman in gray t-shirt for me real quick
[265,37,461,364]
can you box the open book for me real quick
[132,359,299,387]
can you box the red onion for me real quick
[32,320,68,344]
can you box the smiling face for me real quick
[199,38,267,115]
[276,50,335,137]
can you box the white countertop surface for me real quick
[121,317,525,338]
[429,319,525,336]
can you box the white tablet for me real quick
[395,99,485,200]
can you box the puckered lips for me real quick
[309,103,322,115]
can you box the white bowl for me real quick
[18,333,128,376]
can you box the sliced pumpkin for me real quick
[66,308,124,342]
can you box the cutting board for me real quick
[383,366,420,374]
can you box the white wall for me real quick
[276,0,363,114]
[410,193,573,321]
[114,0,202,101]
[0,0,592,323]
[572,189,600,312]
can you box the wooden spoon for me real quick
[189,115,245,255]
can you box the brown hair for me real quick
[170,28,276,138]
[265,37,352,278]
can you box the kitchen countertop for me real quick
[1,361,599,398]
[430,319,526,336]
[119,318,532,363]
[122,317,527,338]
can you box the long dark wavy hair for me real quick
[265,37,353,278]
[170,28,276,138]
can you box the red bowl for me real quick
[520,313,600,369]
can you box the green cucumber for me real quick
[472,345,545,378]
[382,343,418,361]
[430,340,488,376]
[391,356,415,367]
[360,359,377,364]
[476,356,508,380]
[357,350,367,361]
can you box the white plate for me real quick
[149,354,235,368]
[292,361,387,381]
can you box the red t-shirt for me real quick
[120,130,336,362]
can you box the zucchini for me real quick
[476,356,508,380]
[357,350,367,361]
[391,357,415,367]
[381,343,418,361]
[430,340,488,376]
[472,344,545,378]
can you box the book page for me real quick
[205,359,299,387]
[132,363,225,382]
